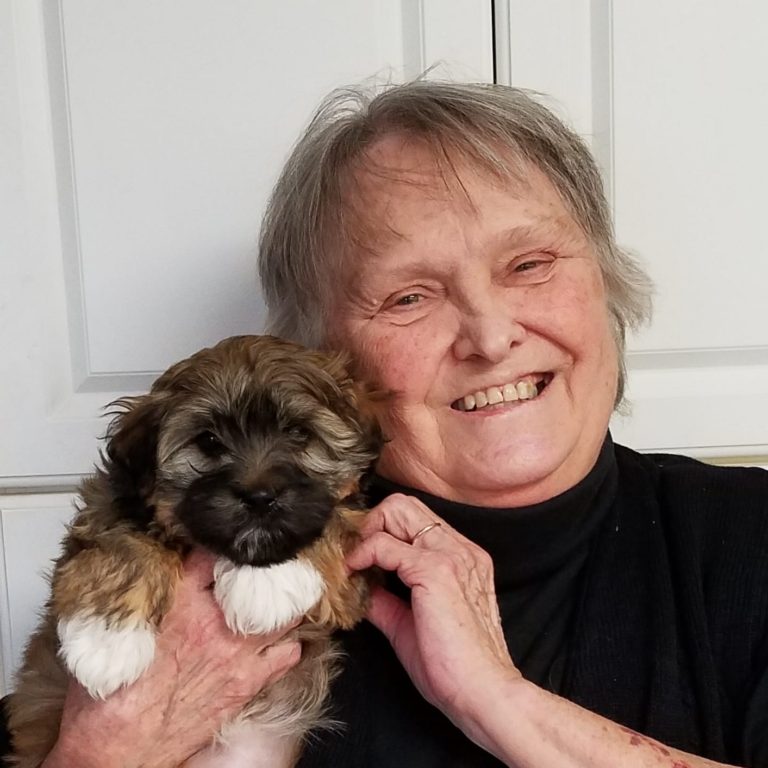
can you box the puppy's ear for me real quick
[338,380,389,499]
[321,350,389,456]
[102,394,168,527]
[346,381,388,454]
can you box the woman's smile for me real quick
[450,372,553,412]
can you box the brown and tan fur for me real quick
[7,335,383,768]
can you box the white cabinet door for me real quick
[0,495,75,694]
[497,0,768,461]
[0,0,494,493]
[0,0,493,692]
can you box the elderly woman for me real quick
[4,81,768,768]
[256,81,768,768]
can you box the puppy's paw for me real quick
[57,613,156,699]
[214,557,324,635]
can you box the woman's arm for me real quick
[461,675,736,768]
[39,549,300,768]
[348,493,740,768]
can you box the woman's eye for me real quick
[514,257,553,272]
[193,431,227,458]
[510,254,555,280]
[381,288,436,320]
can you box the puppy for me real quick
[7,335,383,768]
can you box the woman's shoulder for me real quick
[614,442,768,565]
[614,442,768,502]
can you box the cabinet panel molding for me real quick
[0,494,75,695]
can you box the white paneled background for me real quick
[0,496,74,690]
[1,0,766,693]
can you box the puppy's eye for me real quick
[287,424,311,440]
[193,431,227,458]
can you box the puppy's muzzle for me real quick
[176,466,336,567]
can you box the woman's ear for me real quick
[102,394,169,526]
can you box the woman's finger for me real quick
[361,493,444,541]
[258,639,302,684]
[361,496,491,582]
[360,496,427,538]
[347,531,417,573]
[365,584,411,641]
[347,531,463,592]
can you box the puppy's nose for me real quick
[236,487,276,508]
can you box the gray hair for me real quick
[258,79,653,406]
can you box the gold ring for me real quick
[411,522,442,544]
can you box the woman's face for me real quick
[330,136,618,506]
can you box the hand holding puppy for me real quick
[43,550,301,768]
[346,493,522,733]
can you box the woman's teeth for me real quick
[453,377,547,412]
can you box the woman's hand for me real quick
[346,493,521,726]
[346,495,739,768]
[44,549,301,768]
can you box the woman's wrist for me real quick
[453,674,731,768]
[43,705,134,768]
[42,738,120,768]
[445,661,530,757]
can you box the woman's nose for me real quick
[451,296,526,364]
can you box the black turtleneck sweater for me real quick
[2,440,767,766]
[297,438,768,767]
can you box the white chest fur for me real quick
[213,557,325,635]
[184,721,299,768]
[57,614,156,699]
